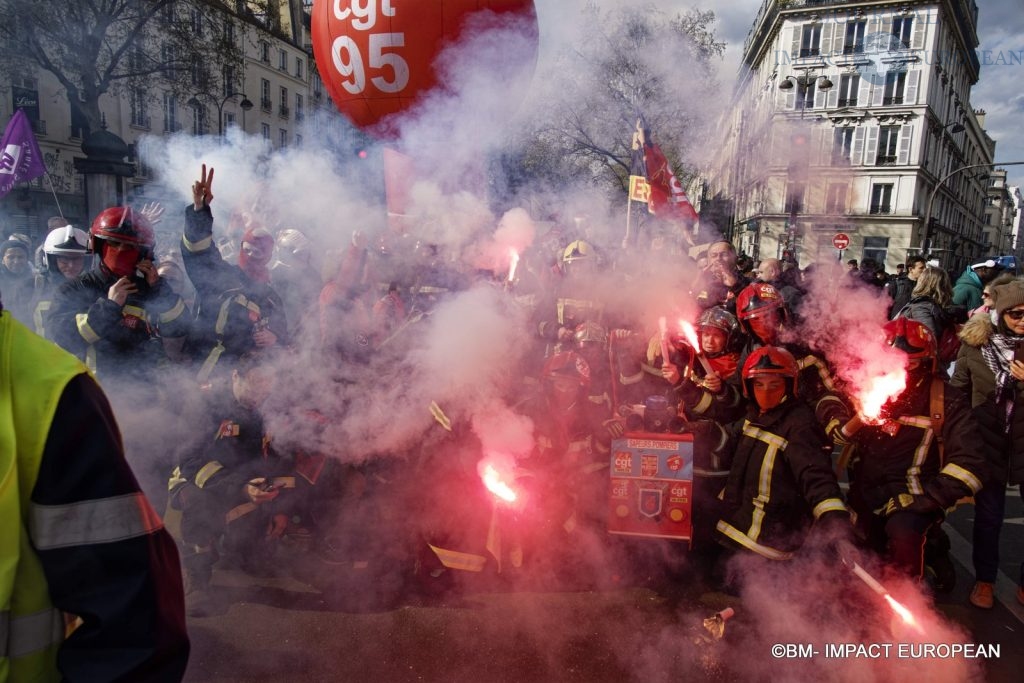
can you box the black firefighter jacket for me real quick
[717,398,847,561]
[47,267,188,381]
[847,372,987,516]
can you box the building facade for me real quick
[0,0,339,246]
[982,168,1017,256]
[704,0,992,273]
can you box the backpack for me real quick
[937,324,963,365]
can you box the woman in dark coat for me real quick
[951,278,1024,609]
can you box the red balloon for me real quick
[312,0,538,134]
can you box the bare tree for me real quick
[0,0,274,136]
[507,2,725,199]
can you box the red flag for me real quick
[642,139,698,224]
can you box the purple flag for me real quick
[0,109,46,199]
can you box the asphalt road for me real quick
[176,489,1024,683]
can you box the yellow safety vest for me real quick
[0,311,89,682]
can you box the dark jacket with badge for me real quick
[716,398,847,560]
[847,373,987,515]
[46,267,188,381]
[182,205,288,382]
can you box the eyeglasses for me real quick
[1004,310,1024,321]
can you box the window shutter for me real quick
[791,25,801,60]
[821,22,834,60]
[814,82,827,108]
[905,69,920,105]
[912,16,926,49]
[871,75,885,106]
[828,83,839,108]
[814,128,828,165]
[898,124,913,165]
[865,126,879,165]
[832,21,846,55]
[858,74,871,108]
[852,126,866,165]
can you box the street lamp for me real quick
[186,92,254,136]
[920,160,1024,257]
[778,72,833,118]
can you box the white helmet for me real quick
[43,225,90,273]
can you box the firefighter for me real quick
[31,224,91,338]
[662,307,746,424]
[181,164,289,384]
[169,353,292,617]
[844,318,988,582]
[46,207,189,383]
[715,346,850,561]
[735,282,853,446]
[534,240,606,357]
[1,299,189,680]
[693,240,750,313]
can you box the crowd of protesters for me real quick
[2,163,1021,622]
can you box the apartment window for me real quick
[837,74,859,107]
[192,106,207,136]
[161,43,176,67]
[260,78,271,110]
[295,93,304,121]
[785,183,805,215]
[800,24,822,58]
[191,7,203,37]
[222,66,235,98]
[883,71,906,105]
[130,89,148,128]
[128,46,144,72]
[260,41,270,63]
[295,133,303,146]
[870,184,894,214]
[224,112,236,130]
[863,236,889,265]
[224,21,234,44]
[295,57,303,79]
[312,73,323,99]
[843,21,866,54]
[877,126,900,165]
[191,63,205,88]
[279,86,289,117]
[279,49,288,71]
[892,16,913,48]
[261,123,270,140]
[797,80,816,111]
[163,92,178,133]
[833,128,854,163]
[826,183,848,213]
[279,129,288,148]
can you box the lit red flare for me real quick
[481,463,518,503]
[507,248,520,283]
[658,316,671,363]
[680,320,715,376]
[884,594,925,635]
[855,370,906,423]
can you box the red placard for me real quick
[312,0,538,135]
[832,232,851,250]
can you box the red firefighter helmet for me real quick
[697,306,743,355]
[89,207,155,258]
[883,317,936,370]
[741,345,799,398]
[735,282,786,322]
[541,351,591,388]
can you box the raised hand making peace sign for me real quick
[192,164,215,210]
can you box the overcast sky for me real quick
[678,0,1024,188]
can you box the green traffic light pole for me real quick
[919,160,1024,257]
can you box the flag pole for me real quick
[623,194,633,250]
[42,172,66,222]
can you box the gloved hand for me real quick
[602,418,626,439]
[246,478,281,505]
[880,492,942,517]
[813,510,859,566]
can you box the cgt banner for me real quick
[0,109,45,199]
[608,432,694,543]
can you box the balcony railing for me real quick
[882,96,904,106]
[29,119,46,136]
[838,98,857,107]
[279,104,289,118]
[261,98,272,111]
[869,204,893,215]
[876,155,898,166]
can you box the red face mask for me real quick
[747,313,780,345]
[751,376,788,412]
[102,243,141,277]
[238,229,274,282]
